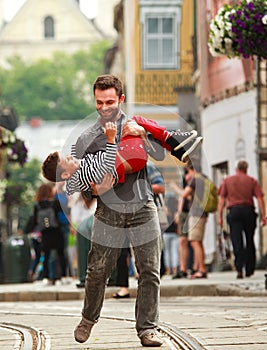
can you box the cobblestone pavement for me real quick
[1,296,267,349]
[0,270,267,349]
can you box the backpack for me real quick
[36,202,59,230]
[195,175,218,213]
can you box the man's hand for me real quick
[217,216,223,228]
[122,120,146,138]
[261,216,267,227]
[91,173,115,196]
[151,183,165,194]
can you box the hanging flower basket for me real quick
[0,127,28,166]
[208,0,267,59]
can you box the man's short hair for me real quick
[236,159,248,171]
[93,74,123,98]
[42,151,64,182]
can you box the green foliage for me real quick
[0,39,111,121]
[5,158,42,229]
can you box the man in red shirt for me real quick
[218,160,267,279]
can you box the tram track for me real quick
[102,316,205,350]
[0,313,204,350]
[0,322,51,350]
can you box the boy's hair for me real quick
[42,151,64,182]
[93,74,123,98]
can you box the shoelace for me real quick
[173,129,192,136]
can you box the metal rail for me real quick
[0,314,205,350]
[0,322,51,350]
[102,316,206,350]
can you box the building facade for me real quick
[0,0,106,67]
[196,0,267,257]
[109,0,197,182]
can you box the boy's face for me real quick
[58,155,80,179]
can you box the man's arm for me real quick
[256,195,267,226]
[217,195,226,228]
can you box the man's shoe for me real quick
[245,271,253,277]
[74,317,94,343]
[140,330,163,347]
[237,271,243,279]
[165,130,203,164]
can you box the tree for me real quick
[0,40,111,121]
[4,158,42,233]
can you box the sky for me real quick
[4,0,97,21]
[4,0,25,21]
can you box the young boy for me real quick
[42,122,142,195]
[42,118,203,195]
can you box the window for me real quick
[140,1,182,70]
[44,16,55,39]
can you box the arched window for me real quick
[44,16,55,39]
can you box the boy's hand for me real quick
[103,122,117,144]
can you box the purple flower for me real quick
[247,3,254,11]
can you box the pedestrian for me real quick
[171,171,194,279]
[24,214,42,282]
[71,74,166,347]
[112,244,131,299]
[30,184,66,285]
[54,182,71,279]
[218,160,267,279]
[147,160,167,277]
[180,164,209,279]
[162,196,179,276]
[70,193,97,288]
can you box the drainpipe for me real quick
[256,56,263,258]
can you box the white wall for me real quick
[201,89,261,260]
[202,90,257,176]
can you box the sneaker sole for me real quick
[181,136,203,163]
[173,129,198,151]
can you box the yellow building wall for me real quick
[134,0,194,106]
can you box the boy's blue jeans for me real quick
[81,200,161,336]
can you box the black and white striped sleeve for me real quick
[78,144,118,190]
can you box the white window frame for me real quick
[140,1,182,70]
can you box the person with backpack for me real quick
[180,164,218,279]
[31,183,66,285]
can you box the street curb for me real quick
[0,284,266,302]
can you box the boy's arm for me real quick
[78,123,118,191]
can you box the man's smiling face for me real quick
[95,87,125,124]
